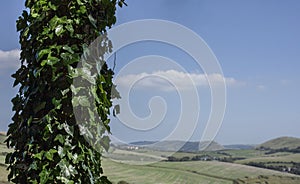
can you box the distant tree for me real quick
[6,0,125,183]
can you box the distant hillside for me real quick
[257,137,300,150]
[224,144,255,150]
[118,140,224,152]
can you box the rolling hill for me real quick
[116,140,224,152]
[102,159,300,184]
[257,136,300,150]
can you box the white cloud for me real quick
[115,70,241,91]
[0,49,21,70]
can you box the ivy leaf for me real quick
[100,136,110,152]
[37,49,50,61]
[48,2,57,11]
[29,161,38,171]
[57,146,66,158]
[31,13,39,18]
[33,151,44,160]
[55,25,64,36]
[58,159,78,178]
[52,98,62,109]
[39,168,50,184]
[55,134,65,144]
[88,14,97,28]
[65,24,74,35]
[76,0,84,5]
[45,149,57,161]
[79,6,87,14]
[63,46,74,54]
[72,96,90,107]
[63,123,74,137]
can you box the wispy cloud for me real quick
[0,49,21,70]
[115,70,242,91]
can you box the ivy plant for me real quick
[6,0,125,183]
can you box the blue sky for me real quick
[0,0,300,144]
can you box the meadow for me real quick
[102,158,300,184]
[1,134,300,183]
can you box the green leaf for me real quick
[79,6,87,14]
[52,97,62,109]
[55,134,65,144]
[45,149,57,161]
[33,151,44,160]
[58,159,77,178]
[56,176,74,184]
[100,136,110,152]
[55,25,64,36]
[88,14,97,28]
[31,13,39,18]
[65,24,74,35]
[63,123,74,137]
[76,0,84,5]
[46,124,53,133]
[48,2,57,10]
[57,146,66,158]
[39,168,50,184]
[37,49,50,61]
[41,56,59,66]
[72,96,90,107]
[63,45,74,54]
[29,161,38,170]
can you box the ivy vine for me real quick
[6,0,125,183]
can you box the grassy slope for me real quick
[103,159,299,184]
[151,160,298,179]
[221,149,265,158]
[234,175,300,184]
[1,134,300,183]
[236,152,300,164]
[258,136,300,149]
[103,159,231,184]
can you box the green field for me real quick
[1,133,300,183]
[102,158,299,184]
[3,159,298,184]
[103,159,231,184]
[234,175,300,184]
[236,153,300,164]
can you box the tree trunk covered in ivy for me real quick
[6,0,125,183]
